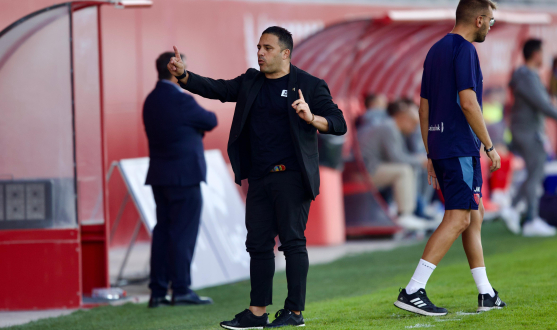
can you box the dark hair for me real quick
[156,52,184,80]
[262,26,293,58]
[456,0,497,25]
[364,94,377,109]
[387,100,407,117]
[523,39,542,61]
[399,97,416,107]
[553,57,557,70]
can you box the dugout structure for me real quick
[0,1,151,311]
[292,10,552,236]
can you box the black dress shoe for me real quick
[148,296,171,308]
[172,291,213,305]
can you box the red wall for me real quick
[97,0,400,246]
[2,1,557,247]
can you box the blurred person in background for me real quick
[402,98,426,154]
[401,98,440,221]
[143,52,217,308]
[550,57,557,97]
[482,87,520,234]
[355,93,388,129]
[394,0,506,317]
[169,26,347,329]
[358,100,434,230]
[509,39,557,237]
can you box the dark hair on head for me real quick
[364,94,377,109]
[156,52,184,80]
[262,26,293,58]
[523,39,542,61]
[387,100,408,117]
[399,97,416,107]
[553,57,557,70]
[456,0,497,25]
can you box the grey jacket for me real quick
[509,65,557,135]
[358,117,423,175]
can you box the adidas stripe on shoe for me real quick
[394,288,448,316]
[477,289,506,312]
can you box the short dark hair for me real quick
[364,94,377,109]
[456,0,497,25]
[399,97,416,107]
[387,100,407,117]
[156,51,184,80]
[523,39,542,61]
[262,26,293,58]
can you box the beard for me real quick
[474,25,489,43]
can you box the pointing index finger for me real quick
[173,45,181,61]
[298,89,305,101]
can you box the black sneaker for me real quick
[220,309,269,330]
[266,309,305,328]
[477,289,506,312]
[394,288,448,316]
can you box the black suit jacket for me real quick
[143,81,217,186]
[179,64,347,199]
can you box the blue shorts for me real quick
[432,156,482,210]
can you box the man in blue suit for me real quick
[143,52,217,308]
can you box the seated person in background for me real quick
[401,98,439,221]
[358,100,434,230]
[355,93,388,129]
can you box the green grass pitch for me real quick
[9,221,557,329]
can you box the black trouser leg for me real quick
[167,185,202,295]
[249,257,275,306]
[269,172,311,311]
[150,186,171,297]
[284,252,309,311]
[245,171,312,310]
[149,185,202,297]
[245,177,277,307]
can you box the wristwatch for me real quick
[484,145,495,153]
[176,70,187,80]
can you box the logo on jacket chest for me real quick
[281,90,288,97]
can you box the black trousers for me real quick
[246,171,312,311]
[149,185,202,297]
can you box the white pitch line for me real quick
[434,318,462,322]
[456,311,480,316]
[405,324,436,329]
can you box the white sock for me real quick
[405,259,436,295]
[471,267,495,297]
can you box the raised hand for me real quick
[167,45,185,77]
[292,89,313,123]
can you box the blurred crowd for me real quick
[355,38,557,237]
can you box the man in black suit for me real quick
[143,51,217,308]
[168,26,347,328]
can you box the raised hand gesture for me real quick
[292,89,313,123]
[167,45,185,77]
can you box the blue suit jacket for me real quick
[143,80,217,186]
